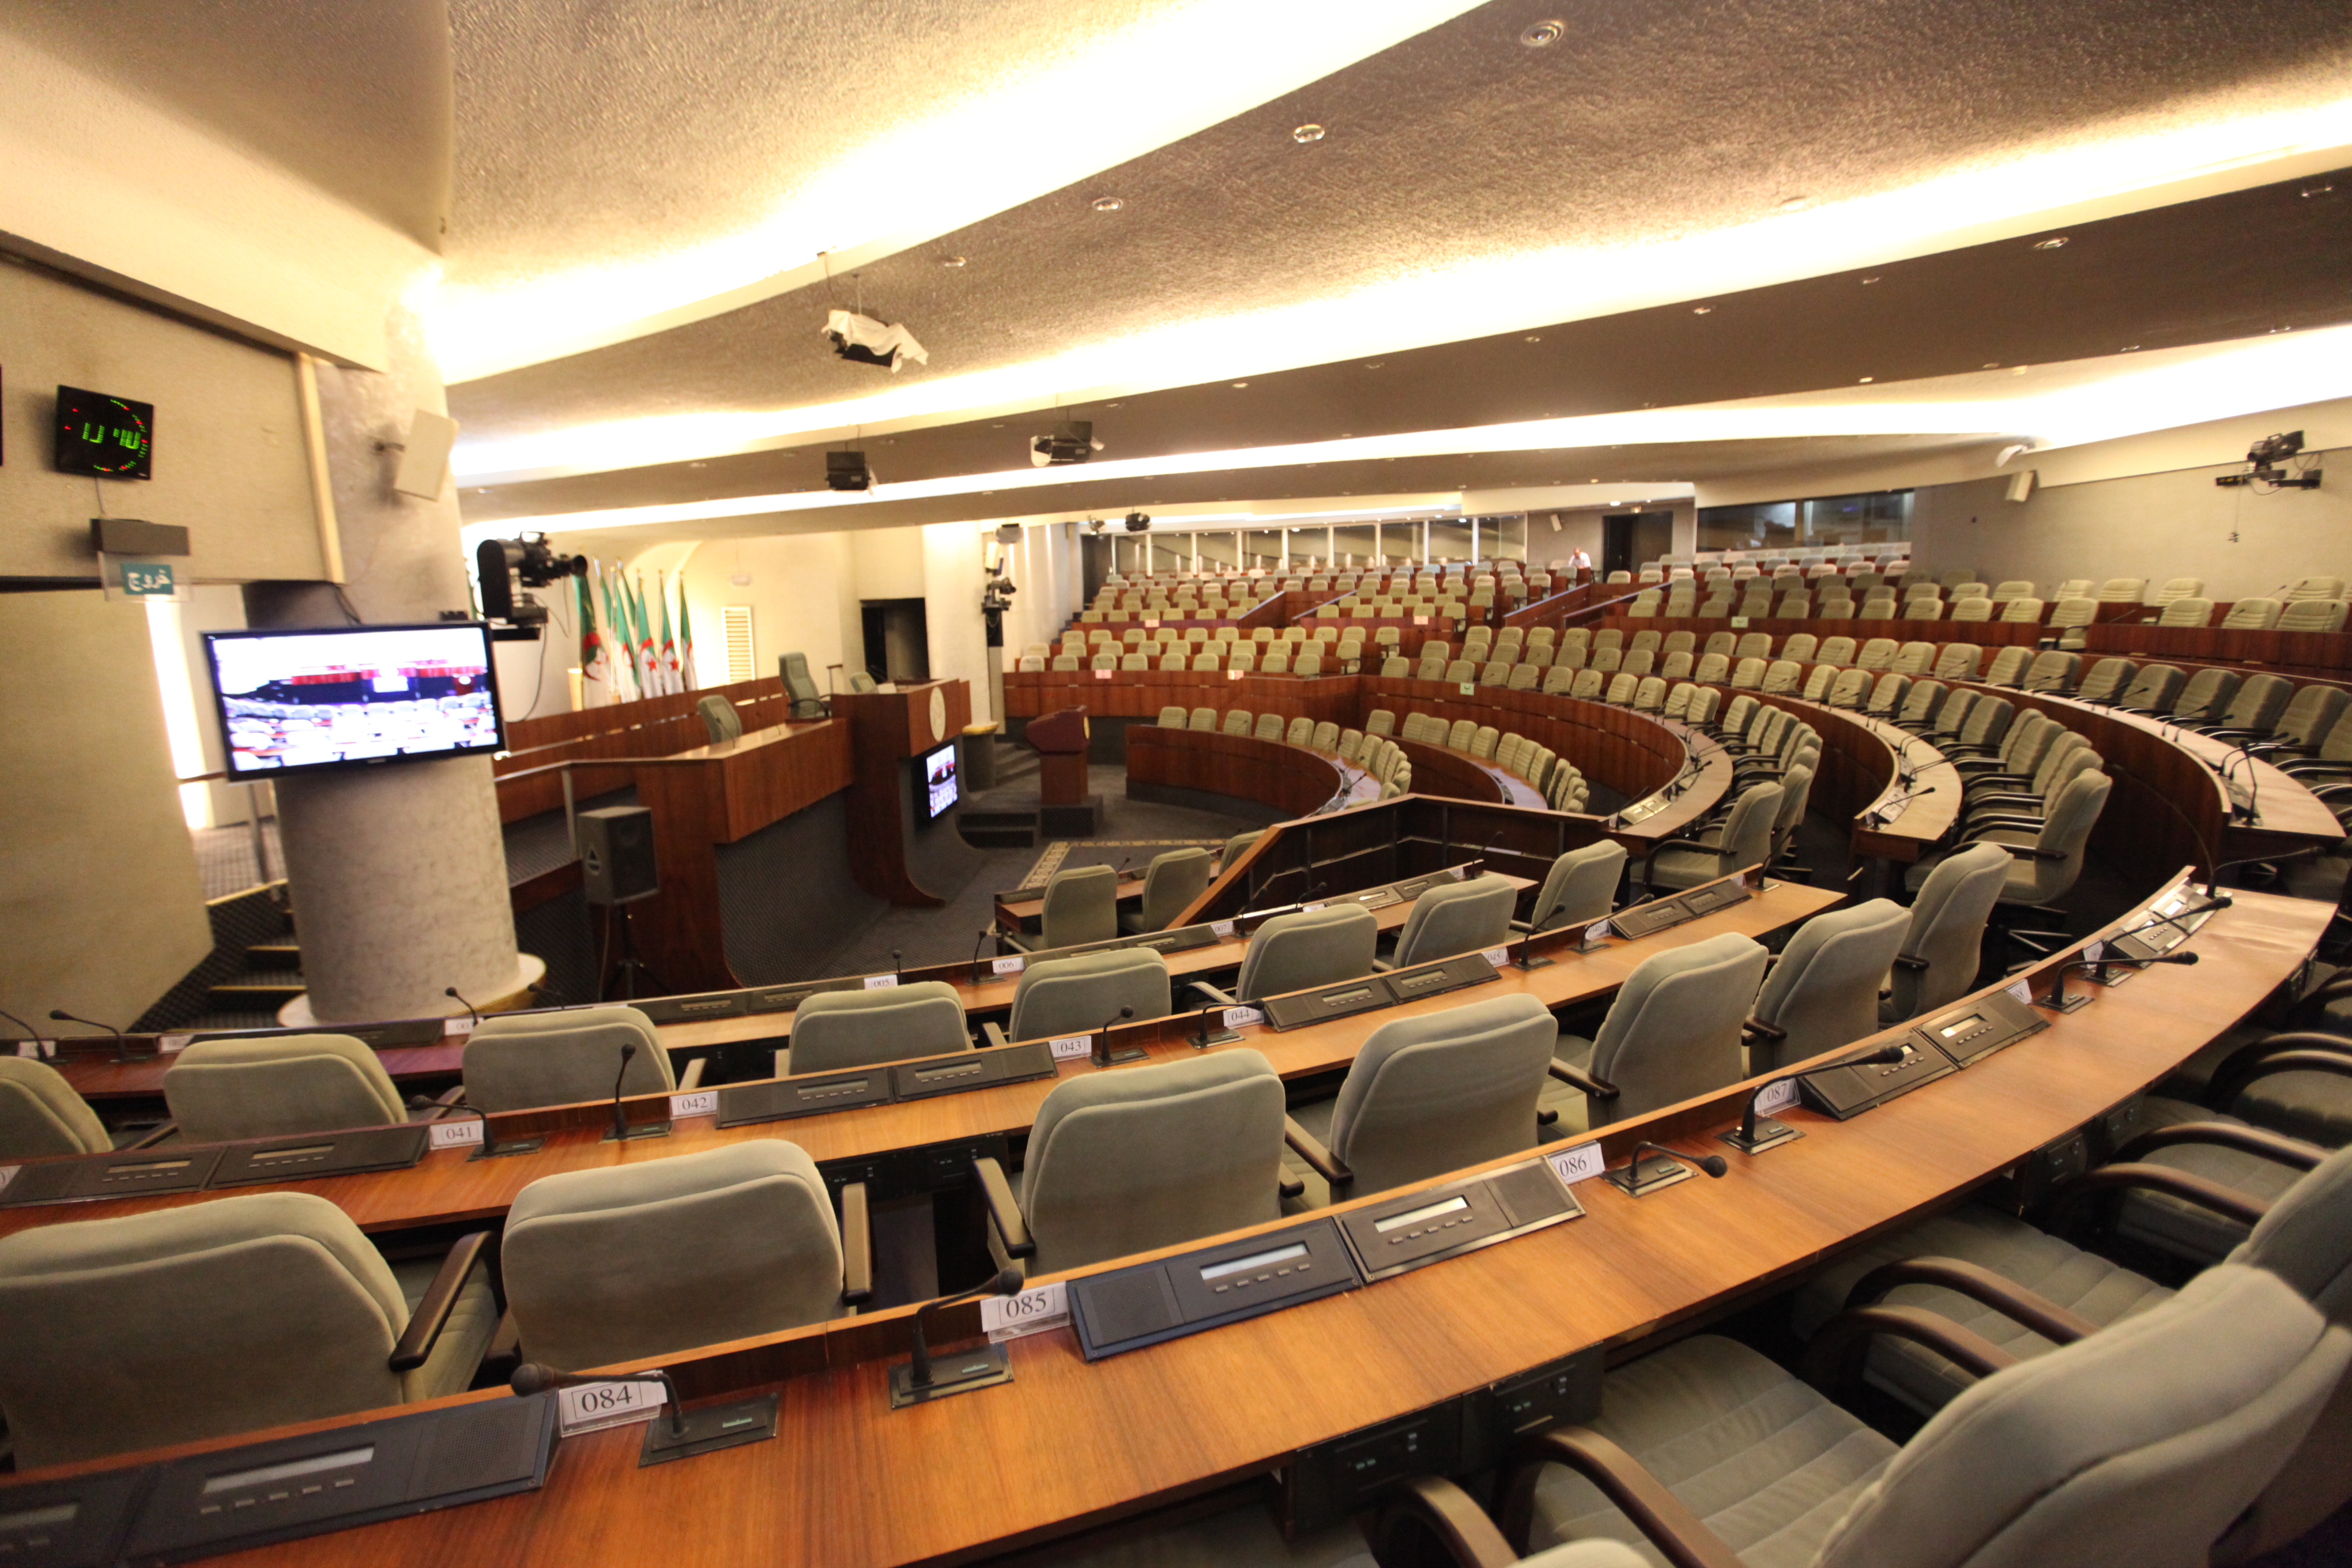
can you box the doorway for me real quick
[859,598,930,685]
[1601,511,1674,577]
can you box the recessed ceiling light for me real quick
[1691,305,1713,315]
[1106,402,1122,408]
[1292,123,1326,144]
[1232,381,1250,388]
[939,255,967,267]
[1364,361,1385,370]
[2304,183,2336,198]
[2268,325,2296,333]
[990,423,1004,428]
[1091,196,1124,213]
[1860,275,1882,285]
[1982,363,2000,369]
[1524,335,1542,343]
[1777,196,1810,212]
[1857,376,1874,383]
[1521,20,1565,47]
[2121,344,2140,352]
[2011,365,2030,375]
[2033,236,2068,250]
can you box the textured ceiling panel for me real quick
[3,0,453,247]
[457,168,2352,521]
[448,0,2352,461]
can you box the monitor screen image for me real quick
[203,623,506,778]
[921,741,960,824]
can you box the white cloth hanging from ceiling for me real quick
[823,310,929,372]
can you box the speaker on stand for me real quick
[578,806,662,999]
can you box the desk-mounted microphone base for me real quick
[889,1343,1012,1408]
[1188,1029,1243,1050]
[1514,952,1555,971]
[602,1120,673,1143]
[2034,990,2094,1013]
[1093,1046,1149,1066]
[638,1393,778,1465]
[1604,1155,1698,1197]
[1718,1117,1803,1155]
[471,1137,545,1161]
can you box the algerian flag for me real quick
[578,566,610,708]
[598,563,638,704]
[631,572,661,695]
[677,582,698,692]
[657,571,681,693]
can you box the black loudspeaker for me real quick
[578,806,658,904]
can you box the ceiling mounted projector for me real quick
[1122,511,1151,532]
[826,451,873,491]
[1030,420,1102,467]
[822,309,929,374]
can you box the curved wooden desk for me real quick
[48,878,2321,1568]
[1124,727,1370,818]
[1732,692,1962,863]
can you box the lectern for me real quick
[1026,706,1099,836]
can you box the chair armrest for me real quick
[389,1230,491,1373]
[838,1181,873,1306]
[123,1121,179,1150]
[1365,1475,1518,1568]
[981,1021,1010,1051]
[1370,958,1396,972]
[2207,1034,2352,1109]
[676,1056,706,1091]
[1741,1017,1786,1045]
[2044,1162,2272,1241]
[411,1084,468,1123]
[1548,1060,1619,1100]
[1799,1302,2020,1401]
[1839,1256,2098,1344]
[1499,1428,1745,1568]
[2112,1120,2324,1171]
[973,1155,1034,1258]
[1189,981,1239,1007]
[1001,932,1038,953]
[1976,839,2065,861]
[1284,1116,1352,1193]
[1892,953,1929,973]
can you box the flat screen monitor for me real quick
[202,622,506,778]
[920,740,960,824]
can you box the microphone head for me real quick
[2161,951,2200,965]
[619,1041,638,1062]
[444,986,460,999]
[989,1267,1026,1294]
[48,1009,69,1022]
[1694,1154,1728,1178]
[1118,1006,1134,1020]
[1861,1044,1909,1064]
[510,1362,559,1396]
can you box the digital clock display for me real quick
[56,385,154,479]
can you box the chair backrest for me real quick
[1392,875,1518,968]
[463,1006,672,1113]
[1237,903,1377,1002]
[0,1191,425,1467]
[1528,841,1625,932]
[1589,933,1769,1124]
[2223,596,2283,630]
[1158,704,1189,728]
[501,1141,843,1373]
[1189,706,1217,730]
[1326,995,1558,1196]
[2097,577,2147,603]
[2279,599,2349,634]
[1949,597,1993,622]
[2048,596,2097,631]
[2076,657,2136,704]
[1893,640,1936,675]
[696,693,742,744]
[1253,712,1284,741]
[1816,1264,2349,1568]
[1884,843,2010,1020]
[1981,646,2029,686]
[1020,1050,1286,1275]
[0,1056,112,1159]
[2284,574,2346,602]
[1008,948,1175,1043]
[2158,596,2214,627]
[1709,783,1781,880]
[790,981,968,1073]
[2011,770,2110,904]
[2174,666,2242,724]
[1041,863,1121,948]
[1931,643,1982,681]
[1750,900,1910,1071]
[1366,708,1396,736]
[2217,673,2293,732]
[1763,659,1801,692]
[2276,684,2351,749]
[1958,695,2014,749]
[2117,664,2185,711]
[1137,847,1215,929]
[780,652,824,717]
[164,1034,407,1144]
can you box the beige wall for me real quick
[672,530,859,696]
[0,590,210,1030]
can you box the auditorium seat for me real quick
[1220,708,1252,736]
[464,1006,673,1113]
[2159,595,2214,627]
[1188,705,1217,730]
[2021,649,2079,693]
[0,1056,114,1159]
[1552,933,1767,1128]
[1980,646,2031,687]
[1892,639,1937,675]
[2259,689,2352,763]
[696,693,742,744]
[502,1141,867,1373]
[1156,704,1188,727]
[2098,576,2149,602]
[2281,598,2350,632]
[1032,864,1122,950]
[997,949,1173,1046]
[787,982,970,1075]
[2116,662,2189,714]
[2189,673,2293,738]
[2076,656,2136,704]
[2224,597,2285,630]
[1381,875,1517,970]
[164,1034,408,1144]
[1929,642,1981,681]
[981,1051,1286,1277]
[2044,595,2098,649]
[1744,900,1910,1072]
[1638,783,1781,895]
[1948,595,1994,623]
[1882,842,2009,1022]
[781,651,826,718]
[2286,574,2346,601]
[1925,769,2110,911]
[0,1191,496,1467]
[1518,842,1625,935]
[1196,903,1378,1004]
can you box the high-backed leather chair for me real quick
[1124,847,1213,933]
[0,1056,112,1159]
[696,693,742,744]
[1003,949,1170,1043]
[1285,995,1556,1202]
[1557,933,1767,1126]
[0,1192,496,1467]
[1931,769,2110,909]
[1745,900,1909,1071]
[1524,842,1626,933]
[1385,875,1517,969]
[1201,903,1379,1004]
[1882,842,2008,1022]
[779,651,825,719]
[1027,863,1120,949]
[502,1142,867,1372]
[164,1034,408,1144]
[786,981,968,1074]
[463,1005,673,1113]
[1639,783,1781,894]
[979,1051,1287,1276]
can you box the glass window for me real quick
[1426,519,1472,565]
[1698,491,1910,553]
[1332,524,1377,570]
[1245,529,1284,573]
[1196,530,1238,574]
[1151,533,1186,574]
[1482,515,1528,563]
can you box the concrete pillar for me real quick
[246,303,527,1024]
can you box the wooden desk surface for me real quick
[993,875,1149,928]
[0,882,1831,1242]
[1743,692,1962,861]
[108,881,2323,1568]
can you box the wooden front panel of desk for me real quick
[165,887,2324,1568]
[1125,728,1349,817]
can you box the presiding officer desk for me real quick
[6,870,2321,1568]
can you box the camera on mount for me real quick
[476,534,585,631]
[2217,430,2322,491]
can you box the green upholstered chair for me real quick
[1744,900,1910,1072]
[163,1034,407,1144]
[979,1051,1287,1277]
[1000,949,1170,1045]
[501,1141,866,1373]
[0,1191,495,1468]
[0,1056,111,1159]
[1204,902,1379,1004]
[1219,829,1264,870]
[785,981,967,1075]
[779,651,826,719]
[1018,864,1120,951]
[1124,847,1214,933]
[1383,875,1517,971]
[1284,994,1556,1203]
[847,670,880,693]
[2114,662,2185,714]
[1556,933,1767,1128]
[1522,842,1626,934]
[1880,843,2007,1023]
[695,693,742,744]
[1637,783,1780,894]
[1502,1264,2345,1568]
[462,1005,672,1113]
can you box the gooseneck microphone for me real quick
[444,986,481,1030]
[609,1041,638,1141]
[892,950,904,986]
[1724,1045,1909,1153]
[906,1268,1024,1393]
[971,929,994,986]
[50,1009,128,1065]
[1091,1005,1134,1068]
[2043,947,2198,1007]
[0,1008,40,1045]
[511,1362,684,1437]
[1610,1141,1728,1192]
